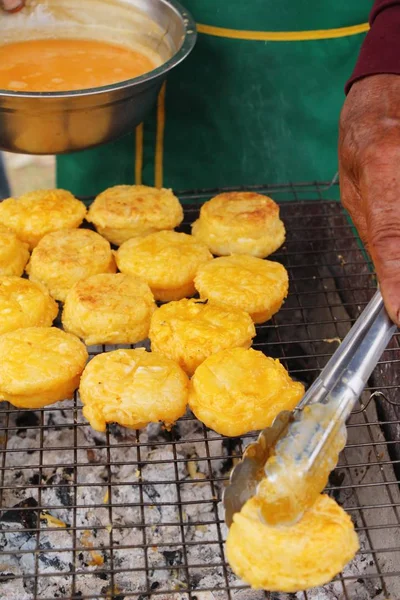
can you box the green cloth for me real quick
[57,0,372,196]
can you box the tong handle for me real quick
[259,290,396,525]
[298,290,396,413]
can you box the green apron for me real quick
[57,1,372,196]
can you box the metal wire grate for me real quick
[1,181,400,600]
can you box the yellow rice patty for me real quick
[0,276,58,335]
[27,228,116,302]
[87,185,184,246]
[194,254,288,324]
[188,347,304,437]
[62,273,156,346]
[79,349,189,432]
[0,225,30,276]
[0,327,88,409]
[0,189,87,250]
[192,191,285,258]
[226,494,359,593]
[149,298,256,376]
[116,231,212,302]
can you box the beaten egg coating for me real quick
[0,189,87,250]
[188,347,304,437]
[79,349,189,432]
[149,298,256,376]
[0,327,88,409]
[0,225,30,276]
[62,273,156,346]
[194,254,288,324]
[116,231,213,302]
[0,276,58,335]
[226,494,359,592]
[192,191,285,258]
[87,185,184,246]
[27,228,116,302]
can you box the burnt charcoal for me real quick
[95,571,108,580]
[108,423,125,440]
[162,549,182,566]
[15,411,39,432]
[149,424,181,443]
[56,485,73,507]
[220,437,241,473]
[328,470,346,502]
[38,553,66,571]
[45,413,64,431]
[143,484,160,501]
[1,497,38,529]
[45,471,74,507]
[29,473,40,485]
[220,456,235,474]
[190,573,202,588]
[93,435,107,446]
[150,581,159,589]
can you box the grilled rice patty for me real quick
[226,494,359,592]
[0,276,58,335]
[116,230,212,302]
[87,184,183,246]
[79,348,189,432]
[192,191,285,258]
[0,327,88,409]
[0,224,29,276]
[0,188,86,250]
[194,254,288,324]
[27,228,116,302]
[188,347,304,436]
[62,272,156,345]
[149,298,255,375]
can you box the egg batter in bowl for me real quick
[0,39,156,92]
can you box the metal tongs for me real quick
[224,289,397,527]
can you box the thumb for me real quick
[361,149,400,325]
[1,0,25,12]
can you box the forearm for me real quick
[346,0,400,92]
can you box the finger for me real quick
[339,166,368,243]
[360,146,400,325]
[1,0,25,12]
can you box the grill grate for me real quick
[1,181,400,600]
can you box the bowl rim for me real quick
[0,0,197,99]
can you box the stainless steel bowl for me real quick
[0,0,196,154]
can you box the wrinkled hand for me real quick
[1,0,25,12]
[339,74,400,325]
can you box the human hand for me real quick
[1,0,25,12]
[339,74,400,325]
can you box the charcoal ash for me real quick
[0,369,399,599]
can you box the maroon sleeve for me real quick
[345,0,400,93]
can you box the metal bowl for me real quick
[0,0,196,155]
